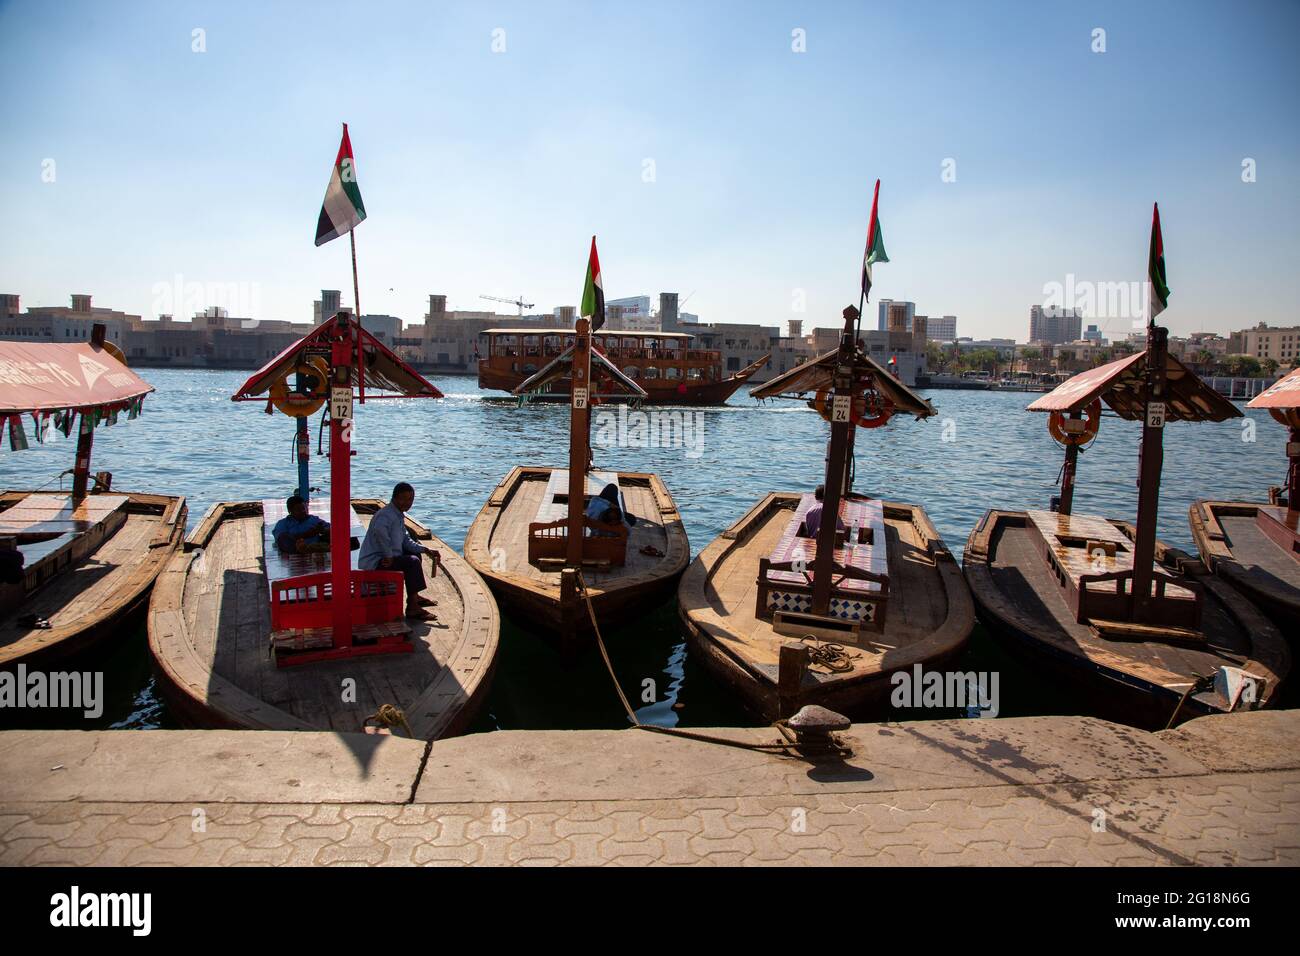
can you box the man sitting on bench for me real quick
[801,485,846,539]
[272,495,331,554]
[357,482,440,621]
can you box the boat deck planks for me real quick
[1190,499,1300,633]
[149,500,499,738]
[1,491,186,667]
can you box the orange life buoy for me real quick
[270,357,330,418]
[1048,399,1102,446]
[813,389,895,429]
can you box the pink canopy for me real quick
[1248,367,1300,411]
[0,341,153,414]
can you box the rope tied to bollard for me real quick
[574,571,851,760]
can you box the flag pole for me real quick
[350,219,365,403]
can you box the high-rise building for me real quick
[877,299,915,332]
[1029,305,1083,345]
[920,315,957,341]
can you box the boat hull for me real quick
[677,492,975,722]
[1189,499,1300,638]
[964,509,1291,730]
[147,499,499,739]
[1,490,186,670]
[464,466,689,648]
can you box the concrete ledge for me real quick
[0,730,426,804]
[1156,710,1300,772]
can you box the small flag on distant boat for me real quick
[1148,202,1170,323]
[861,179,889,300]
[315,123,367,247]
[581,236,606,331]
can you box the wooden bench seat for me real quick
[0,493,129,596]
[534,469,624,525]
[528,470,629,568]
[1025,509,1200,627]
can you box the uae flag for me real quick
[1147,202,1170,322]
[581,236,605,331]
[315,124,367,247]
[861,178,889,299]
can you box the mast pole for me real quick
[329,312,355,647]
[811,305,859,615]
[1058,411,1081,515]
[1288,424,1300,526]
[350,228,365,404]
[566,317,592,566]
[1130,324,1167,622]
[72,322,109,504]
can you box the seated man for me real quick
[357,482,440,620]
[272,495,330,554]
[802,484,847,539]
[586,482,638,529]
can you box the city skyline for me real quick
[2,1,1297,340]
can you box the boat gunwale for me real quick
[1188,498,1300,624]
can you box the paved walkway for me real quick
[1,711,1297,865]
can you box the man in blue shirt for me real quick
[358,482,440,620]
[272,496,330,553]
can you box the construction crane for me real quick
[480,294,535,317]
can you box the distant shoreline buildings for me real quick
[2,291,1294,385]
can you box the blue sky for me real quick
[1,0,1297,340]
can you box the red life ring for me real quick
[1048,399,1102,446]
[813,389,895,428]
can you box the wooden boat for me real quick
[148,311,499,737]
[678,303,974,721]
[964,250,1289,728]
[466,256,689,648]
[1,329,186,669]
[1190,366,1300,634]
[477,327,769,405]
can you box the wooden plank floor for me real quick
[1,509,160,660]
[1220,515,1300,592]
[175,507,496,738]
[699,498,949,682]
[990,521,1251,686]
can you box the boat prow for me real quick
[678,492,973,721]
[148,498,499,738]
[964,509,1290,729]
[464,465,689,640]
[2,490,186,668]
[1190,499,1300,635]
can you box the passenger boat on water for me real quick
[477,327,769,406]
[466,240,689,648]
[1190,366,1300,635]
[148,311,500,738]
[1,327,186,669]
[678,303,974,721]
[964,209,1288,728]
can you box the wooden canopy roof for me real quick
[232,313,441,401]
[482,328,695,340]
[1027,351,1240,422]
[749,346,937,420]
[513,343,648,400]
[1248,367,1300,411]
[0,341,153,414]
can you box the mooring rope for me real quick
[365,703,415,738]
[1164,673,1216,730]
[574,571,848,758]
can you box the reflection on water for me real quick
[1,370,1288,731]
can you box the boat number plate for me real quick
[1146,402,1165,428]
[832,395,852,422]
[573,387,588,410]
[331,387,353,422]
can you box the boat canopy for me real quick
[749,346,937,420]
[1027,351,1240,422]
[513,343,648,399]
[0,341,153,414]
[232,313,442,401]
[1247,367,1300,411]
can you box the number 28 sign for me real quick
[1146,402,1165,429]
